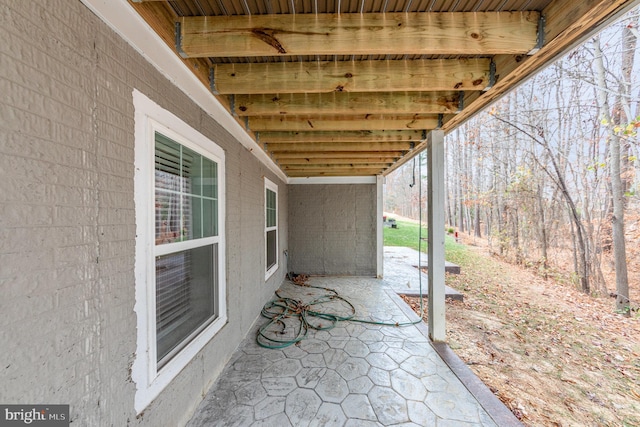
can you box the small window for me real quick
[265,178,278,279]
[133,90,226,413]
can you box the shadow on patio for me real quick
[187,256,520,426]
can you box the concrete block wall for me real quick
[288,184,377,276]
[0,0,287,425]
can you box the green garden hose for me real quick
[257,152,426,349]
[256,279,425,349]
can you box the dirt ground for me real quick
[401,244,640,427]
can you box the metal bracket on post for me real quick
[457,91,465,113]
[422,130,428,140]
[175,21,188,58]
[436,114,443,130]
[209,68,220,95]
[229,94,237,116]
[528,14,546,55]
[410,141,415,150]
[483,60,496,92]
[244,116,250,130]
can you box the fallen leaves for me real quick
[513,330,526,342]
[404,243,640,426]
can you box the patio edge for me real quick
[388,290,524,427]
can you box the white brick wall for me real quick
[0,0,288,425]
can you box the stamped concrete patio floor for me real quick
[187,273,518,427]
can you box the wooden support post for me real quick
[427,130,446,342]
[377,175,384,278]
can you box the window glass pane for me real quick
[202,198,216,238]
[156,244,217,364]
[180,193,192,241]
[191,196,202,240]
[266,189,276,228]
[155,136,181,191]
[269,189,276,208]
[184,147,202,196]
[214,199,218,236]
[155,132,218,245]
[266,230,277,270]
[155,169,181,193]
[155,189,181,245]
[202,158,217,199]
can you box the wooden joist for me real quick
[273,151,406,159]
[283,163,390,169]
[258,130,425,143]
[129,2,212,92]
[247,115,441,132]
[235,92,460,116]
[287,167,384,177]
[287,169,382,178]
[177,12,539,57]
[212,59,491,94]
[543,0,630,43]
[128,0,639,177]
[276,157,399,165]
[266,141,414,152]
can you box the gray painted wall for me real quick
[0,1,287,425]
[288,184,377,276]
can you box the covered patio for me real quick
[186,263,519,426]
[2,0,638,425]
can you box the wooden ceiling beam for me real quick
[543,0,632,43]
[128,2,213,95]
[248,115,441,132]
[213,59,491,94]
[235,92,460,116]
[267,141,414,152]
[286,167,385,174]
[287,170,382,177]
[259,130,424,143]
[283,163,390,170]
[177,12,539,57]
[273,151,406,159]
[277,157,398,165]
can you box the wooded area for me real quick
[385,9,640,314]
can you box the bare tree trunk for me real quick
[593,36,631,311]
[490,113,591,292]
[569,211,579,277]
[537,182,548,278]
[458,138,465,233]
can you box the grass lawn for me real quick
[383,218,467,260]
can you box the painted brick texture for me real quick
[288,184,376,276]
[0,0,287,425]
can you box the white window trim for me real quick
[132,89,227,414]
[264,177,278,280]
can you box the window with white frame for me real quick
[133,90,226,413]
[265,178,278,279]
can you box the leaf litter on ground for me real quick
[402,244,640,427]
